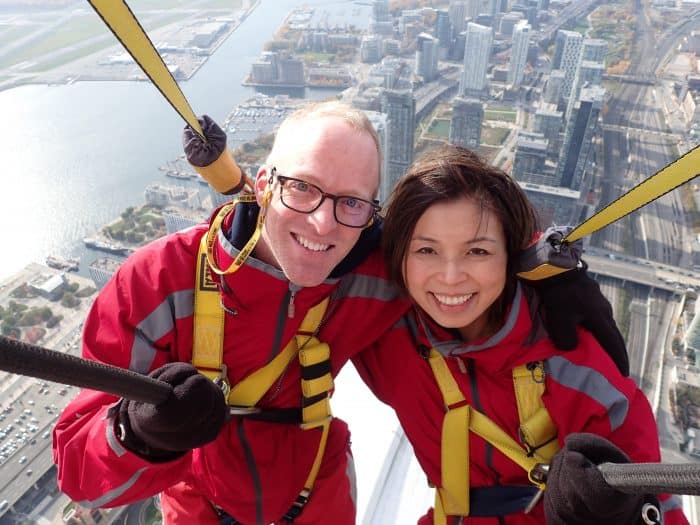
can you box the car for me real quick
[41,431,50,439]
[25,469,32,476]
[0,500,8,511]
[18,455,26,464]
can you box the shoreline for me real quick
[0,0,261,95]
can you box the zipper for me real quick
[287,283,300,318]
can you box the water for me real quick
[0,0,370,281]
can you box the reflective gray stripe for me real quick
[335,273,399,302]
[546,355,629,431]
[78,467,147,508]
[105,412,126,457]
[661,495,682,512]
[129,289,194,374]
[346,450,357,509]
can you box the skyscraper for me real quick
[582,38,607,62]
[365,110,390,202]
[564,59,605,121]
[416,33,439,81]
[508,20,530,87]
[381,89,416,196]
[461,22,493,97]
[449,97,484,148]
[557,85,605,190]
[449,0,468,35]
[551,30,584,107]
[512,133,548,184]
[434,9,451,50]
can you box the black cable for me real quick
[0,335,171,404]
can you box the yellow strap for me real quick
[204,193,267,276]
[513,363,560,461]
[565,144,699,243]
[87,0,203,138]
[428,350,470,516]
[428,352,554,521]
[193,235,225,372]
[228,298,329,407]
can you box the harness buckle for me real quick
[212,364,231,398]
[528,463,549,486]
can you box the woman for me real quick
[354,144,688,524]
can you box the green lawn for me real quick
[427,118,451,139]
[484,110,516,123]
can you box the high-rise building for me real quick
[465,0,481,19]
[582,38,607,63]
[543,69,565,104]
[508,20,530,86]
[416,33,439,81]
[460,22,493,96]
[449,97,484,148]
[365,110,390,203]
[519,182,580,226]
[449,1,468,35]
[381,89,416,195]
[565,60,605,121]
[551,30,584,106]
[434,9,451,49]
[558,85,605,190]
[512,133,548,183]
[534,105,563,157]
[499,12,523,37]
[360,35,382,63]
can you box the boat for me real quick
[83,238,130,256]
[46,255,79,272]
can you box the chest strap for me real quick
[427,349,559,522]
[193,234,333,522]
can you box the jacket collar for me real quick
[414,282,553,369]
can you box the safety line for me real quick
[87,0,204,139]
[565,144,699,243]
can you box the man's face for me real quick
[254,117,379,287]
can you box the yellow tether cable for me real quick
[87,0,204,139]
[564,144,699,243]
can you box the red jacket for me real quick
[53,202,410,524]
[354,284,689,524]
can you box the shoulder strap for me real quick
[428,350,556,521]
[193,233,329,407]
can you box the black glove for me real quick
[183,114,227,168]
[544,433,656,525]
[529,264,629,376]
[518,227,628,375]
[116,362,227,460]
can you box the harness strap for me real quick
[193,226,333,523]
[428,350,559,523]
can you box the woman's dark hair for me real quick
[382,144,539,327]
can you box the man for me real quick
[54,101,627,524]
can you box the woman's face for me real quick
[404,196,508,342]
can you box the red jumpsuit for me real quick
[354,284,689,524]
[53,202,410,524]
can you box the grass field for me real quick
[484,109,516,123]
[427,118,451,139]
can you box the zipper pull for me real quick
[288,287,297,318]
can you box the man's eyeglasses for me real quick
[271,168,381,228]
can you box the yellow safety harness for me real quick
[428,350,559,523]
[191,195,334,522]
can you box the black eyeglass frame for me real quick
[271,167,381,228]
